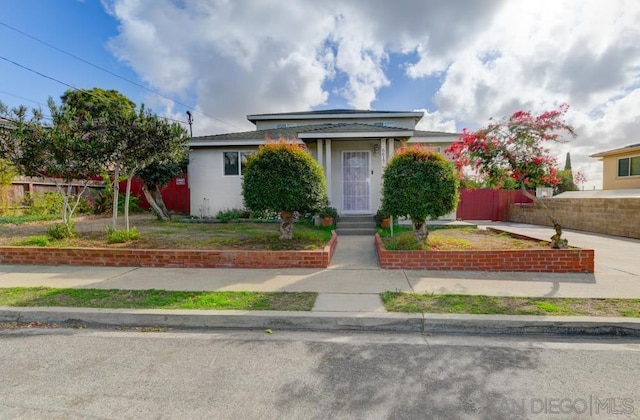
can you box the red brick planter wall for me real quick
[0,232,338,269]
[375,234,594,273]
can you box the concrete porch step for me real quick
[335,228,377,236]
[335,215,376,235]
[337,221,376,229]
[338,215,375,223]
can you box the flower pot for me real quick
[321,217,334,227]
[380,218,391,228]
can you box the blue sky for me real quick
[1,1,157,114]
[2,0,640,189]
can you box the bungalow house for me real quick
[188,109,458,217]
[590,143,640,190]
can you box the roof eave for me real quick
[248,111,424,124]
[590,145,640,158]
[298,131,413,139]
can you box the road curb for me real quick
[1,307,640,336]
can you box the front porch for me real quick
[303,133,404,216]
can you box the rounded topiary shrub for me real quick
[382,146,458,243]
[242,139,327,239]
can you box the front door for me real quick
[342,151,371,214]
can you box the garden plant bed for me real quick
[375,227,594,272]
[0,214,338,268]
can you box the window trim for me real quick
[617,155,640,178]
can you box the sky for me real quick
[2,0,640,190]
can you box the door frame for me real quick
[341,150,371,214]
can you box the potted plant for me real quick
[318,206,338,226]
[375,208,391,228]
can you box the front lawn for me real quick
[382,292,640,317]
[378,226,548,251]
[0,214,334,250]
[0,287,317,311]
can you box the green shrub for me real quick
[248,210,280,221]
[242,140,327,239]
[47,222,75,240]
[13,235,51,247]
[73,195,92,215]
[317,206,338,219]
[23,192,64,217]
[92,188,142,215]
[382,146,458,243]
[215,208,247,222]
[106,227,141,244]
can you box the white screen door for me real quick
[342,151,370,213]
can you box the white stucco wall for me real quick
[190,140,389,217]
[188,147,258,217]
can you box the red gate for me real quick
[456,189,533,221]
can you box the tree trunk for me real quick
[279,211,294,240]
[520,184,568,249]
[124,176,132,232]
[112,168,119,229]
[413,219,429,243]
[142,184,171,221]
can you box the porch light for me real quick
[373,144,379,156]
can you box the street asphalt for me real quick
[1,222,639,336]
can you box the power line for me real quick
[0,89,48,108]
[0,20,242,130]
[0,55,185,125]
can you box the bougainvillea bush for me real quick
[445,105,576,248]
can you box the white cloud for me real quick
[414,108,456,133]
[104,0,640,188]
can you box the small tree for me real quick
[0,101,105,236]
[242,139,327,239]
[381,145,458,243]
[137,155,188,221]
[445,105,576,248]
[60,88,137,229]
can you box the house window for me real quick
[618,156,640,177]
[276,123,296,129]
[224,151,254,176]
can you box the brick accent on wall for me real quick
[509,198,640,239]
[375,234,594,273]
[0,232,338,269]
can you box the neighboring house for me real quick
[188,109,457,217]
[590,143,640,190]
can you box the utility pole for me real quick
[186,110,193,138]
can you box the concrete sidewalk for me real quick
[1,224,639,335]
[1,225,639,299]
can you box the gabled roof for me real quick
[247,109,424,124]
[590,143,640,158]
[189,122,417,147]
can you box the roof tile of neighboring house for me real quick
[0,116,14,128]
[590,143,640,157]
[412,130,459,137]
